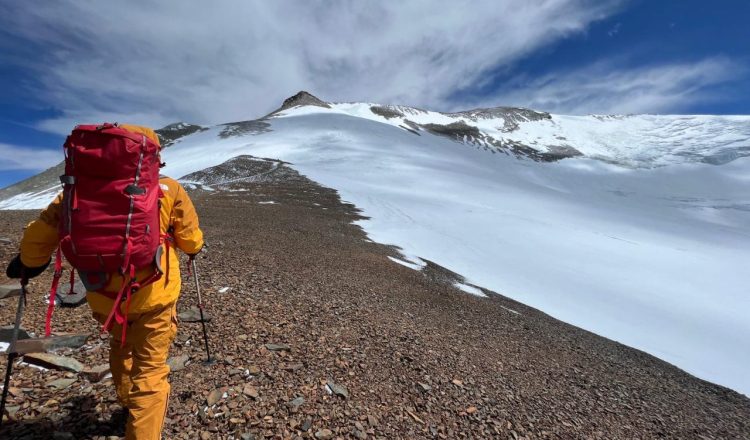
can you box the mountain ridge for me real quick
[1,91,748,396]
[3,91,750,199]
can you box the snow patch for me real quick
[19,361,49,371]
[0,185,59,210]
[387,256,426,271]
[454,282,487,297]
[501,306,521,315]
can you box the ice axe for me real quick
[189,257,213,365]
[0,278,27,427]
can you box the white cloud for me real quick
[482,57,741,115]
[0,143,62,171]
[0,0,623,132]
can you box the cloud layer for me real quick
[0,0,742,135]
[486,57,741,114]
[0,143,61,171]
[2,0,621,131]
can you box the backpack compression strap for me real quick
[100,263,163,347]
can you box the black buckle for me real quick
[59,175,75,185]
[125,184,146,195]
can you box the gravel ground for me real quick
[1,164,748,439]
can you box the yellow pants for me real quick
[94,303,178,440]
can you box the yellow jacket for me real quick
[19,125,203,316]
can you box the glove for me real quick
[5,255,50,279]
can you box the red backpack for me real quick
[46,123,164,340]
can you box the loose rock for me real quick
[265,343,291,352]
[4,405,20,418]
[315,429,334,440]
[57,280,88,308]
[179,307,211,322]
[0,325,31,342]
[207,388,225,406]
[81,364,110,382]
[242,384,259,399]
[326,380,349,399]
[24,353,84,372]
[286,396,305,411]
[46,378,77,390]
[0,284,22,300]
[167,354,190,372]
[13,333,90,354]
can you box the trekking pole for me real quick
[0,278,27,427]
[190,257,213,365]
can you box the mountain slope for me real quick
[1,93,749,396]
[3,182,748,438]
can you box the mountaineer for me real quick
[5,123,203,439]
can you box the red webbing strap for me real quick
[45,248,63,337]
[102,274,129,332]
[137,265,163,290]
[102,265,137,347]
[118,265,140,347]
[71,186,78,210]
[68,268,76,295]
[120,237,133,276]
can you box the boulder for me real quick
[24,353,84,372]
[13,334,90,354]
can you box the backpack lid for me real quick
[118,124,161,148]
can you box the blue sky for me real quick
[1,0,748,188]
